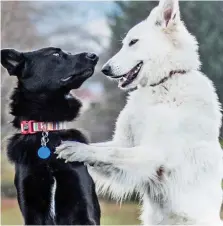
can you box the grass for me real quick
[2,208,23,225]
[100,201,140,225]
[2,198,223,225]
[1,198,140,225]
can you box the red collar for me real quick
[21,121,66,134]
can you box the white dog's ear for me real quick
[158,0,180,27]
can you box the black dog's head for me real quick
[1,47,98,92]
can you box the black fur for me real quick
[1,47,100,225]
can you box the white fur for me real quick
[56,0,223,224]
[50,177,56,218]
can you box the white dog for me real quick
[56,0,223,224]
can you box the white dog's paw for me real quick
[55,141,75,152]
[57,150,74,162]
[55,141,87,163]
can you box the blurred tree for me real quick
[106,1,223,138]
[1,1,46,135]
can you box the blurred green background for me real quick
[1,1,223,224]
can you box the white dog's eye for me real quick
[129,39,139,46]
[53,53,60,57]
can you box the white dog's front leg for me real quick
[56,141,166,200]
[90,141,118,147]
[56,141,164,176]
[56,141,118,163]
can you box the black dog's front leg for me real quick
[15,164,55,225]
[54,165,100,225]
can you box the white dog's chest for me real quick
[127,96,179,146]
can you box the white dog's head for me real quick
[102,0,201,90]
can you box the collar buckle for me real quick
[21,120,36,134]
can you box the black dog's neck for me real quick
[11,83,82,129]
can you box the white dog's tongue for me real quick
[126,70,133,79]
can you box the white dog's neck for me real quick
[137,69,192,92]
[132,69,205,109]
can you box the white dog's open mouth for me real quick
[117,61,143,88]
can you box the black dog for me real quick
[1,47,101,225]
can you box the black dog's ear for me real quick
[1,49,24,76]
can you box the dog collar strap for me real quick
[150,70,187,87]
[21,121,66,134]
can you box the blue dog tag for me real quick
[38,146,51,159]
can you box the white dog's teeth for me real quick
[119,77,124,83]
[123,77,127,81]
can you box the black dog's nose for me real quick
[86,53,98,61]
[101,65,111,76]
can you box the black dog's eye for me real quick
[53,52,60,57]
[129,39,139,46]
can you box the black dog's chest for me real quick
[10,129,101,225]
[7,129,88,168]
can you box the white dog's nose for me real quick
[101,64,111,76]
